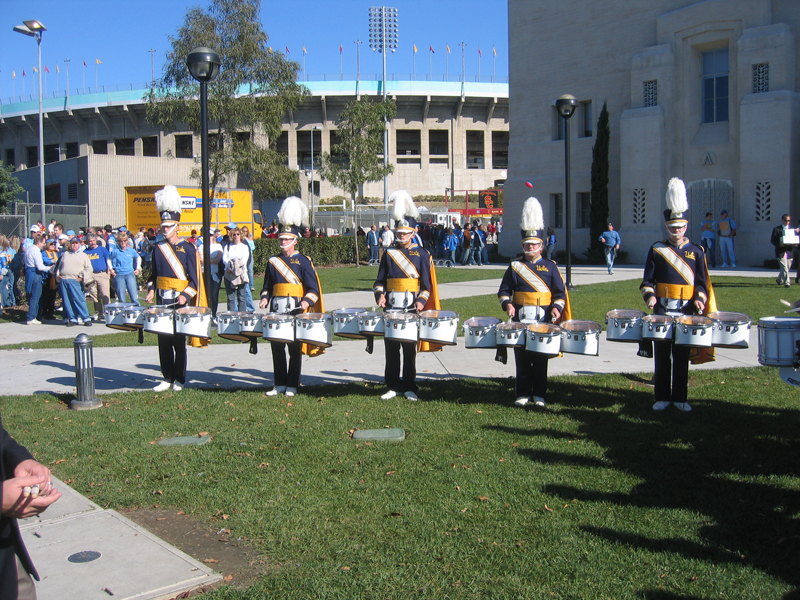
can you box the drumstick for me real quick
[785,306,800,314]
[780,299,793,307]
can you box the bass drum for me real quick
[261,313,295,343]
[642,315,674,341]
[238,313,264,338]
[757,316,800,367]
[605,309,645,343]
[175,306,212,339]
[708,311,751,348]
[384,312,419,343]
[295,313,332,348]
[358,311,386,337]
[495,321,527,347]
[525,323,562,355]
[104,302,137,331]
[143,307,175,335]
[217,312,249,342]
[418,310,459,346]
[560,320,601,356]
[463,317,501,349]
[673,315,713,347]
[332,307,367,339]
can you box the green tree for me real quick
[317,97,396,264]
[0,165,23,214]
[145,0,307,200]
[589,101,610,260]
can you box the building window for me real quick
[175,134,193,158]
[5,149,15,170]
[329,131,349,168]
[26,146,38,168]
[142,136,159,157]
[553,108,565,141]
[492,131,508,169]
[577,192,591,228]
[67,183,78,200]
[235,132,251,143]
[702,49,729,123]
[644,80,658,107]
[65,142,79,159]
[753,63,769,94]
[275,131,289,165]
[429,130,448,165]
[396,130,421,164]
[45,183,61,204]
[115,138,135,156]
[296,129,320,170]
[551,193,563,229]
[44,144,60,164]
[579,101,592,138]
[208,133,225,154]
[466,131,484,169]
[92,140,108,155]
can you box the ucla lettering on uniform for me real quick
[408,250,420,257]
[536,265,548,271]
[685,251,696,260]
[291,258,301,265]
[175,246,185,254]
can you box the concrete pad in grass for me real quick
[352,428,406,441]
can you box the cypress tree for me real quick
[589,101,610,260]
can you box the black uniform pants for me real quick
[384,338,418,393]
[653,340,690,404]
[514,347,549,399]
[271,340,302,388]
[158,333,187,384]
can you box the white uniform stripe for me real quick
[653,244,694,285]
[511,261,550,294]
[269,256,302,286]
[387,249,420,279]
[158,244,187,281]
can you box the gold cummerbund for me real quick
[273,283,304,298]
[655,283,694,300]
[157,276,187,292]
[387,278,419,293]
[513,291,552,306]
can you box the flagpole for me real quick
[64,59,70,109]
[459,42,466,83]
[149,48,155,85]
[493,47,496,83]
[446,46,449,81]
[478,49,481,82]
[429,47,432,81]
[412,45,415,81]
[339,43,343,80]
[302,44,306,81]
[95,60,98,91]
[82,60,85,94]
[56,65,59,95]
[354,39,361,96]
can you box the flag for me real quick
[268,46,273,54]
[339,44,343,54]
[83,60,87,66]
[493,46,497,57]
[22,70,26,77]
[96,58,102,64]
[285,45,290,54]
[33,66,38,73]
[12,71,15,78]
[56,63,59,73]
[446,44,451,53]
[44,65,50,73]
[413,44,417,53]
[170,52,174,59]
[303,45,307,54]
[429,45,435,53]
[478,47,482,57]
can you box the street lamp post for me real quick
[368,6,398,210]
[186,47,221,303]
[14,19,47,225]
[310,126,318,230]
[555,94,578,291]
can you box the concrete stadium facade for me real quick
[0,80,508,228]
[504,0,800,266]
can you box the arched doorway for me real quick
[686,179,735,266]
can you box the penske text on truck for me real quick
[125,186,264,238]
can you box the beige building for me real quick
[0,80,508,227]
[505,0,799,266]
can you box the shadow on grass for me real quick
[501,375,800,589]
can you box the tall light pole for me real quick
[310,126,318,230]
[555,94,578,291]
[14,19,47,225]
[186,47,221,303]
[368,6,398,210]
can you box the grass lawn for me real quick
[315,264,507,294]
[2,367,798,598]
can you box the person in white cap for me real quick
[640,177,711,412]
[260,197,323,397]
[497,196,569,408]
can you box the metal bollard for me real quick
[70,334,102,410]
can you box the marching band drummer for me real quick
[498,197,569,409]
[640,177,712,413]
[145,185,205,393]
[260,196,324,398]
[373,190,442,401]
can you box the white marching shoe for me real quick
[266,386,287,397]
[673,402,692,412]
[380,390,397,400]
[652,400,671,411]
[284,387,297,397]
[514,397,529,407]
[153,381,171,392]
[172,382,184,392]
[404,391,418,401]
[533,396,546,407]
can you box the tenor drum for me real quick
[104,302,137,331]
[238,313,264,338]
[270,296,296,314]
[708,311,751,348]
[217,312,248,342]
[642,314,674,341]
[175,306,212,339]
[295,313,332,348]
[418,310,459,345]
[757,316,800,367]
[143,307,175,335]
[261,313,295,343]
[496,321,527,347]
[332,307,367,339]
[560,320,601,356]
[605,309,645,343]
[121,305,147,329]
[525,323,562,355]
[674,315,713,347]
[358,311,386,337]
[462,317,501,349]
[384,312,419,343]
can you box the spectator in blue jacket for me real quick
[443,228,459,265]
[599,222,621,275]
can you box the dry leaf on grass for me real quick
[544,504,554,512]
[203,558,218,564]
[478,496,490,501]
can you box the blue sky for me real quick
[1,0,508,103]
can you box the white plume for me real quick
[520,197,544,232]
[666,177,688,215]
[390,189,418,222]
[277,196,309,228]
[155,185,182,214]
